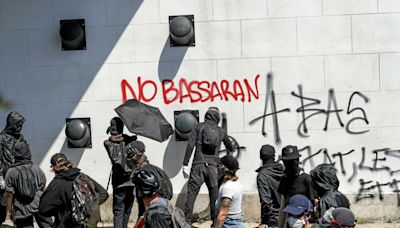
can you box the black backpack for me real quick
[198,125,219,154]
[145,200,190,228]
[14,165,37,204]
[71,173,100,226]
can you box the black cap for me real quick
[332,207,356,227]
[220,155,239,171]
[281,145,301,160]
[50,153,68,167]
[260,144,275,160]
[127,140,146,153]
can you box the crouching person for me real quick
[5,140,52,228]
[38,153,109,228]
[133,169,189,228]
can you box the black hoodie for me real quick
[0,111,25,175]
[38,168,108,228]
[310,164,350,219]
[183,109,234,166]
[256,162,284,226]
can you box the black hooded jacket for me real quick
[38,168,108,228]
[0,111,25,176]
[310,164,350,219]
[256,162,284,226]
[183,109,234,166]
[104,134,136,188]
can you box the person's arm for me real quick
[278,194,286,228]
[183,125,198,166]
[221,130,234,152]
[213,197,231,228]
[257,173,273,226]
[6,192,14,221]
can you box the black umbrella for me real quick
[115,99,173,142]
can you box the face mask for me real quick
[283,159,300,177]
[287,216,306,228]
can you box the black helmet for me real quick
[134,169,160,196]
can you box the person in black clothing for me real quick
[0,111,25,224]
[277,145,316,228]
[310,164,350,220]
[127,143,173,219]
[103,117,137,228]
[182,107,234,224]
[5,140,52,228]
[256,144,284,228]
[134,169,173,228]
[38,153,109,228]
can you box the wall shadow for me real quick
[157,37,189,82]
[0,1,143,170]
[162,133,188,178]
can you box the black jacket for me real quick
[38,168,109,228]
[310,164,350,219]
[104,134,136,188]
[0,111,25,176]
[183,110,234,166]
[256,162,284,226]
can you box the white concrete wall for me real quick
[1,0,400,209]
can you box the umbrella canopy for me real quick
[115,99,173,142]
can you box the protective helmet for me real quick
[134,169,160,196]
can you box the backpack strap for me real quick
[165,200,178,228]
[196,126,207,166]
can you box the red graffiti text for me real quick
[121,75,260,104]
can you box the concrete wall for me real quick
[1,0,400,220]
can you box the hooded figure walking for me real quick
[256,145,284,228]
[0,111,26,224]
[182,107,234,224]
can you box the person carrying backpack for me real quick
[126,141,173,218]
[0,111,26,224]
[310,164,350,220]
[38,153,109,228]
[103,117,137,228]
[5,139,52,228]
[182,107,234,224]
[133,169,190,228]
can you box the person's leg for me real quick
[184,164,205,224]
[205,165,219,221]
[222,217,245,228]
[122,186,135,228]
[0,190,7,224]
[113,187,126,228]
[34,212,53,228]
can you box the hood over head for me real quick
[14,140,31,162]
[106,116,124,135]
[310,164,339,195]
[204,107,220,124]
[2,111,25,136]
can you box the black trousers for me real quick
[14,213,53,228]
[113,186,135,228]
[0,189,6,224]
[184,163,218,224]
